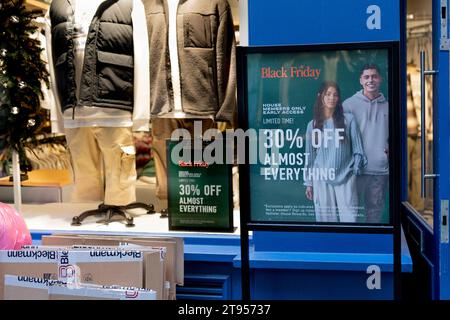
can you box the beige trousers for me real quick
[65,127,137,206]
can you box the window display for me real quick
[45,0,150,206]
[142,0,237,202]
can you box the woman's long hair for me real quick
[312,81,346,143]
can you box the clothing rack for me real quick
[407,28,432,39]
[408,31,431,40]
[407,20,432,38]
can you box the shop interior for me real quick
[0,0,242,236]
[406,0,433,227]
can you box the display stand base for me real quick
[160,208,168,218]
[71,202,155,227]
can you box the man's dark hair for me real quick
[359,63,381,77]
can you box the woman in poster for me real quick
[304,81,367,223]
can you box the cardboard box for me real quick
[57,249,144,288]
[42,234,183,299]
[4,275,65,300]
[42,234,184,284]
[125,236,184,285]
[19,246,144,289]
[70,245,166,300]
[143,249,166,300]
[49,284,156,300]
[0,249,59,300]
[25,244,167,300]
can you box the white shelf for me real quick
[20,202,241,237]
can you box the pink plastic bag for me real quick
[0,202,32,250]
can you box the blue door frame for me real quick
[432,0,450,299]
[402,0,450,300]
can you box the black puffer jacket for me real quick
[50,0,135,112]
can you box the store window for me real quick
[406,0,433,227]
[5,0,242,230]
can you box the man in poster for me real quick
[343,64,389,224]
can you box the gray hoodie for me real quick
[343,90,389,175]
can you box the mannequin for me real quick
[143,0,237,202]
[46,0,153,224]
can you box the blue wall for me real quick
[248,0,400,46]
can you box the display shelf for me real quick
[0,169,73,203]
[0,169,71,187]
[21,202,241,236]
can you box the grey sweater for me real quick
[143,0,236,123]
[304,113,367,187]
[343,90,389,175]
